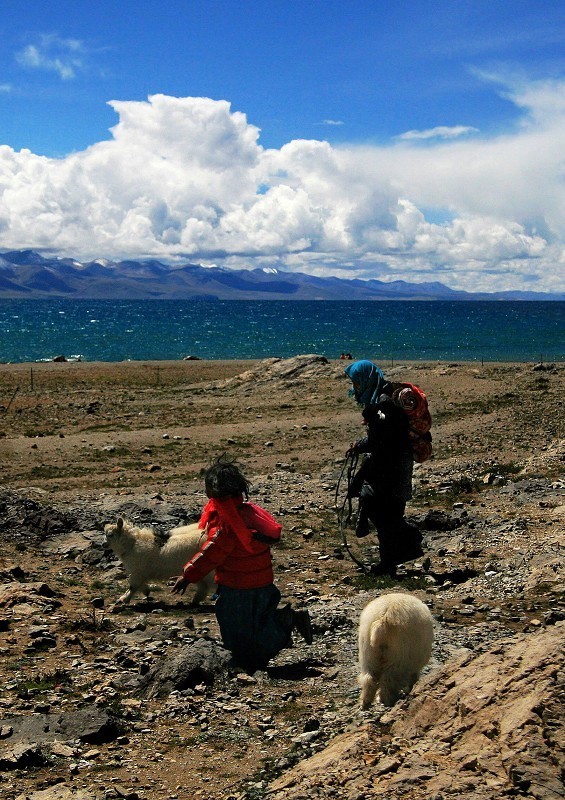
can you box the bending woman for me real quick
[344,360,423,575]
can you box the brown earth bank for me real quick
[0,356,563,800]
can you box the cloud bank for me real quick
[0,77,564,293]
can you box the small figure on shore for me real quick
[344,360,423,575]
[172,458,312,673]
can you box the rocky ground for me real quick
[0,355,563,800]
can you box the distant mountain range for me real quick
[0,250,562,301]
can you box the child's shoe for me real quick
[293,608,313,644]
[277,603,295,636]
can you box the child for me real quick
[171,458,312,674]
[344,360,423,575]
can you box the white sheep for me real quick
[358,592,434,709]
[104,517,215,605]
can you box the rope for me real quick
[334,451,372,574]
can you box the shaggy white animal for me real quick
[358,592,434,709]
[104,517,215,605]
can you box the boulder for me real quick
[138,637,232,698]
[0,706,122,749]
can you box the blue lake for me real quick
[0,299,563,363]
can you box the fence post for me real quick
[6,386,19,412]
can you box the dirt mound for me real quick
[209,354,332,391]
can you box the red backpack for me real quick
[391,382,433,463]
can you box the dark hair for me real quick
[204,457,250,499]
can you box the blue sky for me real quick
[1,0,564,293]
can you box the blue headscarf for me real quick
[344,360,385,406]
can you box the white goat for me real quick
[104,517,215,605]
[358,592,434,709]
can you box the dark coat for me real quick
[353,396,413,502]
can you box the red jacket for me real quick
[182,497,281,590]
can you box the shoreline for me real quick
[1,355,561,370]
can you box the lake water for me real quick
[0,299,563,363]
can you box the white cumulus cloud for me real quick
[0,77,564,294]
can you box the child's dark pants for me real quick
[215,583,293,674]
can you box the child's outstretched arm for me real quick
[170,524,236,596]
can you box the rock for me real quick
[417,509,463,532]
[0,582,61,611]
[0,706,122,748]
[138,638,232,698]
[50,742,76,757]
[14,787,98,800]
[0,742,46,770]
[524,552,565,593]
[26,634,57,651]
[39,530,104,559]
[0,565,27,581]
